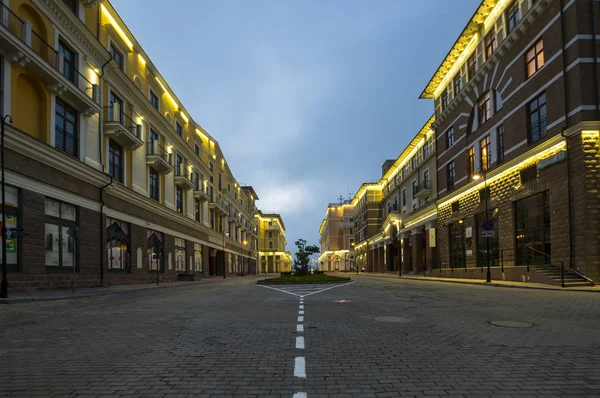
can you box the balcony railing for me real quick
[175,164,192,180]
[414,180,432,195]
[0,3,99,105]
[104,105,141,139]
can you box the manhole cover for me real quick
[489,320,534,328]
[374,316,411,324]
[332,299,352,303]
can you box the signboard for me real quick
[428,228,436,248]
[537,150,567,170]
[465,227,473,256]
[481,219,494,231]
[481,230,495,238]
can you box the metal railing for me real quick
[175,164,192,180]
[0,3,98,103]
[525,246,564,287]
[147,141,172,164]
[104,106,141,138]
[414,180,431,195]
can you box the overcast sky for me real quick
[112,0,480,252]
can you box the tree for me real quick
[293,239,320,275]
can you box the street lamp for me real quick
[242,240,248,276]
[472,170,491,283]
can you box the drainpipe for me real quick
[559,0,574,271]
[96,54,112,285]
[591,0,600,119]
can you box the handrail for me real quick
[526,246,564,287]
[0,3,25,40]
[147,141,172,163]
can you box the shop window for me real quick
[194,243,202,272]
[448,221,466,269]
[45,198,77,269]
[175,237,186,272]
[515,192,551,265]
[106,218,130,270]
[147,230,164,272]
[1,186,19,271]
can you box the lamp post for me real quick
[242,239,248,277]
[473,170,491,283]
[1,115,13,298]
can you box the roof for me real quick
[257,210,286,231]
[241,186,259,200]
[420,0,500,99]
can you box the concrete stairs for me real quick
[532,264,594,287]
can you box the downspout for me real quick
[559,0,574,271]
[591,0,600,119]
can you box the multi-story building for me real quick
[317,200,354,272]
[421,0,599,284]
[0,0,260,293]
[256,210,291,273]
[352,117,438,274]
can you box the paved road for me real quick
[1,276,599,398]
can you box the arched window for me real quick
[467,90,503,133]
[106,218,130,270]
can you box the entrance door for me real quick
[448,221,466,268]
[515,191,551,264]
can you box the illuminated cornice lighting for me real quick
[195,128,209,143]
[100,4,133,50]
[138,54,146,66]
[155,78,179,111]
[180,111,189,124]
[403,207,437,229]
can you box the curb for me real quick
[0,279,220,305]
[353,274,600,294]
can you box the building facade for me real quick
[318,200,354,272]
[0,0,261,293]
[352,117,438,274]
[421,0,599,285]
[256,211,291,273]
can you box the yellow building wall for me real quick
[11,67,50,143]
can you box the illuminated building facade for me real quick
[0,0,260,293]
[422,0,599,285]
[318,200,354,272]
[256,211,291,273]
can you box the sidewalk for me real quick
[0,274,263,304]
[345,272,600,293]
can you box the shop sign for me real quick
[537,150,567,170]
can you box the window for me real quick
[446,127,455,149]
[108,140,123,182]
[526,40,544,78]
[467,54,476,79]
[411,155,417,170]
[448,221,466,269]
[497,125,505,163]
[58,40,76,83]
[268,241,273,249]
[45,198,77,269]
[269,231,273,238]
[515,191,551,265]
[176,187,184,214]
[520,164,538,184]
[148,130,159,155]
[176,154,183,176]
[453,74,462,95]
[528,93,547,143]
[62,0,77,13]
[506,1,521,33]
[194,172,200,191]
[55,98,78,157]
[485,28,496,59]
[149,168,159,201]
[110,43,124,71]
[451,201,460,213]
[218,173,222,191]
[441,89,449,110]
[423,169,430,185]
[402,189,406,207]
[194,199,201,222]
[468,147,475,178]
[447,161,456,189]
[411,180,417,196]
[477,91,492,126]
[480,136,491,172]
[176,122,183,137]
[195,143,200,157]
[106,218,130,270]
[1,186,19,271]
[109,92,124,124]
[175,237,186,272]
[194,243,202,272]
[149,90,159,110]
[209,162,214,172]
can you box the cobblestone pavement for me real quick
[1,276,599,397]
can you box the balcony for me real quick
[0,4,100,114]
[174,164,194,191]
[209,197,228,215]
[414,180,432,199]
[228,209,237,222]
[265,224,280,231]
[146,141,173,174]
[193,182,210,202]
[103,105,143,149]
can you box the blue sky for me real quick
[112,0,480,253]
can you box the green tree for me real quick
[293,239,320,275]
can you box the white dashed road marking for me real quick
[296,336,305,349]
[299,305,304,309]
[297,324,304,332]
[293,393,307,398]
[294,357,306,378]
[299,310,304,315]
[298,316,304,322]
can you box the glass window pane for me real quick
[62,203,77,221]
[45,199,61,217]
[61,226,75,267]
[45,223,60,266]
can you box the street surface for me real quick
[1,275,599,397]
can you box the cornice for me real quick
[34,0,111,67]
[6,125,111,188]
